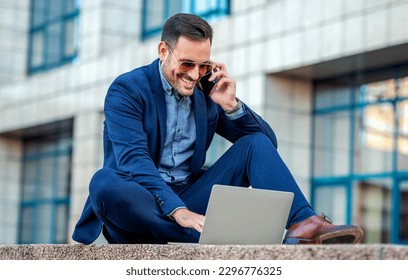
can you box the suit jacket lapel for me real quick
[150,59,167,155]
[191,89,207,173]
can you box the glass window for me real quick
[313,111,350,177]
[48,0,64,21]
[55,204,69,243]
[399,77,408,97]
[312,64,408,243]
[45,21,63,66]
[32,0,46,26]
[56,156,71,198]
[20,207,34,243]
[21,161,37,201]
[19,124,72,244]
[398,100,408,170]
[141,0,230,40]
[66,0,77,13]
[314,77,352,110]
[64,18,77,57]
[358,79,396,103]
[28,0,80,74]
[37,204,53,243]
[38,157,54,200]
[354,103,394,174]
[313,185,347,224]
[400,180,408,241]
[143,0,164,36]
[355,178,392,243]
[31,32,44,68]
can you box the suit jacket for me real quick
[72,59,278,244]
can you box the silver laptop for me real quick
[172,184,294,245]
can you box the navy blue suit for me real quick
[72,59,314,244]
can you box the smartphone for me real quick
[199,71,217,95]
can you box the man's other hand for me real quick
[171,208,205,233]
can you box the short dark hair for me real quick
[161,13,213,48]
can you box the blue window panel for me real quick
[32,0,46,26]
[313,185,348,224]
[142,0,165,38]
[18,122,73,244]
[45,21,63,66]
[48,0,65,21]
[398,179,408,244]
[28,0,80,74]
[31,32,44,68]
[313,111,351,177]
[141,0,230,40]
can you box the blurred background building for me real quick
[1,0,408,244]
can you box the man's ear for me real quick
[158,41,168,61]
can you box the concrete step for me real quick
[1,244,407,260]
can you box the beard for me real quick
[173,73,197,96]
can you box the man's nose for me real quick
[189,66,200,81]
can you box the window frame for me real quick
[18,121,73,244]
[141,0,230,40]
[27,0,80,74]
[311,64,408,244]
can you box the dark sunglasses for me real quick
[166,44,213,76]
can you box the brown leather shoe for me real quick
[283,214,364,244]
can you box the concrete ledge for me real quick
[1,244,408,260]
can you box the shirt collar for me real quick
[158,61,175,97]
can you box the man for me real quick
[72,13,363,244]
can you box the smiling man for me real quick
[72,13,363,245]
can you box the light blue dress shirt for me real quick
[158,64,196,186]
[157,63,246,187]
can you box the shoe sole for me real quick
[283,227,364,244]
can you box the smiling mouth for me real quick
[180,76,196,89]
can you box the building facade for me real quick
[1,0,408,244]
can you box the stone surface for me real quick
[0,244,407,260]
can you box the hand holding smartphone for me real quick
[198,62,237,112]
[198,71,217,95]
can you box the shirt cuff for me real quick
[167,206,188,220]
[225,99,245,120]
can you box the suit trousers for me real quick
[89,133,316,244]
